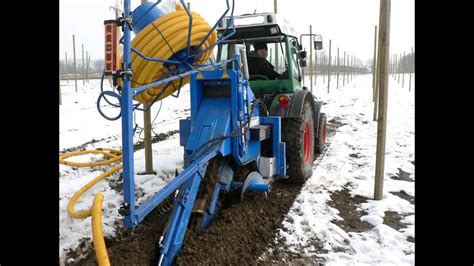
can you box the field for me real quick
[59,73,414,265]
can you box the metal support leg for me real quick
[158,166,207,266]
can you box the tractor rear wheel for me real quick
[282,101,314,183]
[315,113,327,154]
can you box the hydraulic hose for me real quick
[60,149,123,266]
[119,4,217,104]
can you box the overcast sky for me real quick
[59,0,414,64]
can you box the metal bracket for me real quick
[120,69,133,80]
[198,162,209,176]
[180,188,190,206]
[118,202,131,216]
[117,15,133,31]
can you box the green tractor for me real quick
[216,13,327,183]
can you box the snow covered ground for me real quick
[59,79,191,263]
[262,74,415,265]
[59,73,414,264]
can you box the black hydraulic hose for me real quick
[100,72,121,108]
[97,90,122,121]
[183,133,239,168]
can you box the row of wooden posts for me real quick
[303,36,368,94]
[372,25,414,123]
[62,34,94,92]
[59,34,94,105]
[304,0,411,200]
[372,0,416,200]
[389,48,414,91]
[371,46,414,121]
[303,37,414,97]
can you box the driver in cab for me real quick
[248,42,285,80]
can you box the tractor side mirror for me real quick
[314,35,323,50]
[314,41,323,50]
[299,51,307,59]
[298,44,303,50]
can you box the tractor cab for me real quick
[216,13,307,97]
[216,13,328,187]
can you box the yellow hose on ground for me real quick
[119,3,218,104]
[60,149,122,266]
[59,148,122,167]
[92,193,110,266]
[67,164,123,219]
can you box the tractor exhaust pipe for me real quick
[240,48,249,80]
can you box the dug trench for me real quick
[64,117,340,265]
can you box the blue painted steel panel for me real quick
[185,97,232,159]
[179,118,191,146]
[260,116,286,178]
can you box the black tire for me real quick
[281,101,314,183]
[315,113,327,154]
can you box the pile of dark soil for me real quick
[66,182,304,265]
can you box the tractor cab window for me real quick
[217,40,288,79]
[289,38,301,81]
[248,41,288,78]
[216,42,246,70]
[217,43,229,64]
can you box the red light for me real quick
[278,95,289,107]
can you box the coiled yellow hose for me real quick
[60,149,122,266]
[120,3,217,104]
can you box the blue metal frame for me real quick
[110,0,286,264]
[119,0,236,229]
[121,0,136,227]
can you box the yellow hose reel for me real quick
[119,4,217,105]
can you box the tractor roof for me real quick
[216,13,296,39]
